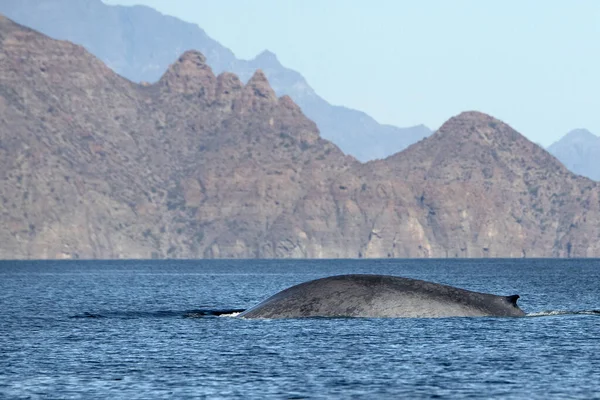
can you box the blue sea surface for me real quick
[1,259,599,399]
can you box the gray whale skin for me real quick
[239,274,525,319]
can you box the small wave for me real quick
[69,312,106,319]
[184,309,245,318]
[526,310,600,317]
[69,309,246,320]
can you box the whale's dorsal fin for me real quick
[506,295,520,307]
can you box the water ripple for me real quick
[2,259,600,399]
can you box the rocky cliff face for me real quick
[1,15,599,259]
[547,129,600,182]
[0,0,431,162]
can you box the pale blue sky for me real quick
[105,0,599,145]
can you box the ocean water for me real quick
[1,259,599,399]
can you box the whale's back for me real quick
[239,274,525,319]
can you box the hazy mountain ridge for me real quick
[547,129,600,181]
[0,0,431,162]
[1,14,600,259]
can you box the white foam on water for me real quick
[526,310,600,317]
[219,312,241,318]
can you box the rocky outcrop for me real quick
[159,51,217,96]
[1,15,599,259]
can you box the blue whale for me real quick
[239,274,525,319]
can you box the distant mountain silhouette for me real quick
[547,129,600,181]
[0,0,431,161]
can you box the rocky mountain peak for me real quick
[560,128,597,143]
[241,69,278,107]
[439,111,505,135]
[278,94,302,112]
[214,71,243,108]
[385,110,569,185]
[157,50,292,112]
[253,49,281,67]
[216,71,243,92]
[158,50,216,96]
[177,49,208,65]
[246,69,276,96]
[432,111,530,150]
[443,110,494,123]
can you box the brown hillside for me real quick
[363,112,600,257]
[1,14,599,259]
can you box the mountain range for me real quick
[1,14,599,259]
[0,0,431,162]
[2,0,596,180]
